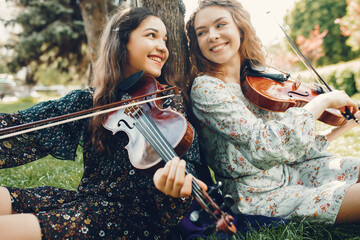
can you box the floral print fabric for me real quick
[190,75,360,224]
[0,87,200,239]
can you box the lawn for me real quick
[1,97,360,239]
[0,97,83,190]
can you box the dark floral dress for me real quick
[0,85,201,239]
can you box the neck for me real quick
[221,54,241,84]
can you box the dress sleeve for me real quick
[191,76,320,170]
[0,89,93,168]
[153,189,194,227]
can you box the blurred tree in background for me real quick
[335,0,360,51]
[295,24,328,67]
[1,0,188,91]
[284,0,359,67]
[3,0,88,85]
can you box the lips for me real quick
[148,55,163,65]
[210,42,228,52]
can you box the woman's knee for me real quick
[0,187,12,215]
[0,213,42,240]
[335,183,360,224]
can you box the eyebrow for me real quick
[144,28,168,37]
[195,17,227,32]
[145,27,159,32]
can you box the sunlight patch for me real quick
[329,158,341,170]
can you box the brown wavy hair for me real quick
[186,0,266,80]
[88,7,174,152]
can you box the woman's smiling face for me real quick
[126,16,169,78]
[194,6,241,66]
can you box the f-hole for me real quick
[288,91,309,98]
[118,120,135,129]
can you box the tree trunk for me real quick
[79,0,109,62]
[79,0,109,84]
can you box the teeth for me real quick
[211,44,226,51]
[149,56,161,63]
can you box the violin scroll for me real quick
[190,181,237,235]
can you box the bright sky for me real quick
[0,0,11,42]
[0,0,296,45]
[183,0,297,45]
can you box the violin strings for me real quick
[133,107,205,190]
[132,107,211,212]
[127,103,216,216]
[132,104,175,161]
[131,104,204,192]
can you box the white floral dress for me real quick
[191,75,360,224]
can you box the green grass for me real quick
[1,97,360,239]
[201,221,360,240]
[0,97,84,190]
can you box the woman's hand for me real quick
[322,90,358,112]
[315,92,360,142]
[153,157,208,198]
[304,90,359,120]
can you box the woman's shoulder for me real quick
[191,75,225,94]
[62,87,94,101]
[49,87,94,107]
[193,74,222,86]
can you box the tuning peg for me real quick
[189,209,203,222]
[207,181,222,196]
[223,194,235,207]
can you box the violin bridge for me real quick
[124,101,142,118]
[292,79,301,90]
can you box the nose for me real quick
[208,28,220,42]
[156,40,168,53]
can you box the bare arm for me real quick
[319,111,360,142]
[304,90,360,142]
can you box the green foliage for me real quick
[337,0,360,52]
[198,221,360,239]
[284,0,358,67]
[4,0,88,85]
[336,68,357,95]
[35,58,73,85]
[299,58,360,96]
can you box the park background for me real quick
[1,0,360,239]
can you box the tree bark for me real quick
[79,0,109,63]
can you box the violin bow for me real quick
[267,11,359,123]
[0,88,176,140]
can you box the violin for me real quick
[240,16,358,127]
[102,75,237,235]
[241,67,348,126]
